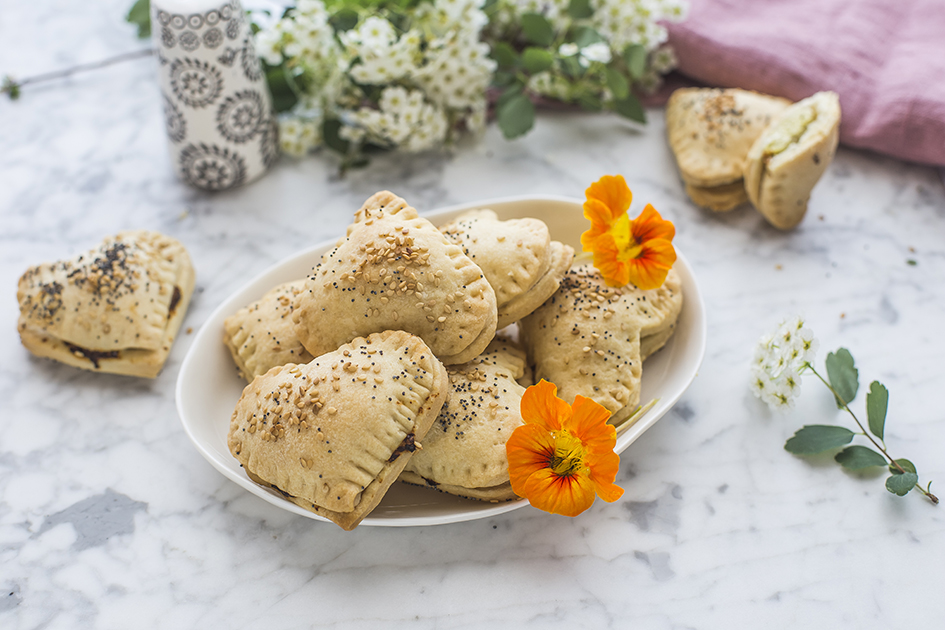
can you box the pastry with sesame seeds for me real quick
[440,209,574,328]
[293,191,498,365]
[16,230,195,378]
[519,265,683,424]
[667,88,790,211]
[227,330,449,530]
[223,279,314,382]
[400,337,527,502]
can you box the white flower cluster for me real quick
[751,316,819,411]
[256,0,494,157]
[592,0,688,53]
[345,86,449,152]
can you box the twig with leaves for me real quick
[752,317,938,504]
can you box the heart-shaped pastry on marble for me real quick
[224,279,314,382]
[744,91,841,230]
[228,330,449,530]
[293,192,498,365]
[400,337,528,502]
[667,88,791,188]
[440,209,574,328]
[17,230,195,378]
[519,264,683,424]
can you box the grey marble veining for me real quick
[2,1,945,628]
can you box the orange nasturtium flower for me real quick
[506,380,624,517]
[580,174,676,290]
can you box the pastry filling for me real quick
[63,342,120,369]
[387,433,417,463]
[764,105,817,156]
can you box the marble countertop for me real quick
[2,2,944,628]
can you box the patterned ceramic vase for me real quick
[151,0,277,191]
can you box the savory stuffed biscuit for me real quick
[400,338,527,502]
[228,330,448,530]
[744,91,841,229]
[519,265,683,424]
[293,192,498,364]
[440,209,574,328]
[17,230,194,378]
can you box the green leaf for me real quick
[560,56,585,78]
[889,458,917,475]
[825,348,858,408]
[614,94,646,123]
[835,445,887,470]
[576,91,602,112]
[126,0,151,39]
[321,118,351,155]
[495,85,522,110]
[265,65,300,113]
[491,70,517,88]
[522,47,554,73]
[886,472,918,496]
[568,0,593,19]
[866,381,888,441]
[521,12,555,47]
[784,425,855,455]
[491,42,519,69]
[623,44,647,80]
[606,67,630,100]
[497,93,535,139]
[2,76,21,100]
[569,26,605,48]
[329,8,359,33]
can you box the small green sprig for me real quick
[784,348,938,504]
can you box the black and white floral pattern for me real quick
[216,90,263,143]
[179,143,246,190]
[239,34,262,82]
[169,58,223,108]
[154,0,273,191]
[162,94,187,143]
[179,30,200,52]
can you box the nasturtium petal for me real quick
[585,174,632,220]
[523,467,597,516]
[631,204,676,242]
[520,379,569,431]
[568,395,615,452]
[506,424,556,496]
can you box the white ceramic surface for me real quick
[176,196,706,526]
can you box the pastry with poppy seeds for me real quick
[400,337,527,502]
[224,279,314,382]
[293,192,498,365]
[440,209,574,328]
[16,230,195,378]
[519,264,683,424]
[227,330,449,530]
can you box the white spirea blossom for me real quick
[347,86,448,152]
[751,316,819,411]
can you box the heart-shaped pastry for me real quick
[519,265,683,423]
[224,279,314,382]
[667,88,791,188]
[440,209,574,328]
[744,91,841,230]
[17,230,195,378]
[400,337,527,502]
[293,192,498,364]
[228,330,449,530]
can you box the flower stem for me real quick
[806,364,938,504]
[2,49,154,100]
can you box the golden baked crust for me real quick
[440,210,575,328]
[401,338,527,501]
[667,88,791,188]
[223,280,314,382]
[228,330,449,530]
[519,265,683,424]
[16,230,195,378]
[293,192,498,365]
[684,180,750,212]
[744,91,841,230]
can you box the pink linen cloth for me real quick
[665,0,945,167]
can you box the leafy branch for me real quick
[784,348,938,504]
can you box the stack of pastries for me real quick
[224,192,683,529]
